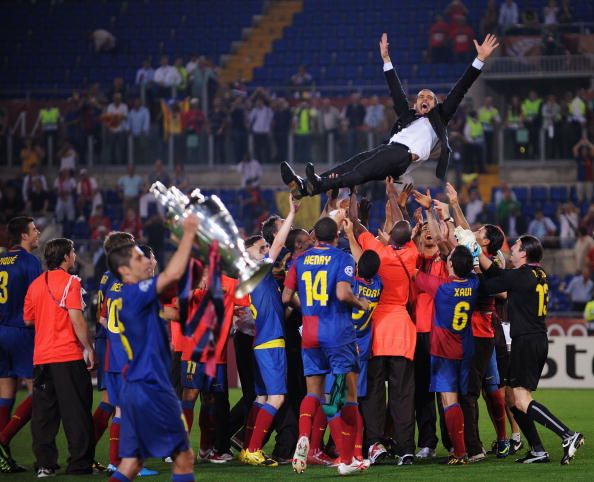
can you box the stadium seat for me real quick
[550,185,568,203]
[530,186,548,203]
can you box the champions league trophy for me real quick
[150,181,271,297]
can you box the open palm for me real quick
[473,33,500,61]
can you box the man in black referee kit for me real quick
[478,235,584,465]
[280,32,499,197]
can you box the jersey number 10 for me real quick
[301,271,329,307]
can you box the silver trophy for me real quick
[150,181,271,297]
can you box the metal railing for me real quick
[483,54,594,79]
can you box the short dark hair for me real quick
[286,228,308,253]
[483,224,504,256]
[107,243,137,280]
[7,216,34,246]
[358,250,380,279]
[104,231,135,254]
[519,234,543,263]
[450,245,474,278]
[245,235,264,249]
[390,220,412,246]
[44,238,74,270]
[261,215,281,245]
[314,217,338,243]
[138,244,154,259]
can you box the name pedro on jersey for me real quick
[303,255,332,265]
[454,287,473,297]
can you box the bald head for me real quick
[390,220,412,247]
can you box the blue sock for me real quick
[111,471,130,482]
[0,398,14,409]
[181,400,195,410]
[261,403,278,417]
[172,473,195,482]
[112,416,121,425]
[98,401,115,414]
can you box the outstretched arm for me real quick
[445,182,470,230]
[441,34,499,123]
[380,33,410,118]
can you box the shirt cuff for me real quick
[472,57,485,70]
[383,62,394,72]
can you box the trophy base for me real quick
[236,260,273,298]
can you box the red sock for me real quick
[0,398,14,432]
[182,401,195,432]
[444,403,466,458]
[0,395,32,445]
[299,394,320,439]
[309,404,327,452]
[248,404,277,451]
[109,417,121,467]
[488,389,508,441]
[328,415,343,457]
[354,411,364,460]
[93,401,114,443]
[244,402,262,448]
[339,403,358,463]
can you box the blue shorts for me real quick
[430,355,471,395]
[302,342,359,377]
[325,358,368,398]
[105,372,122,407]
[0,326,34,378]
[483,348,501,388]
[119,380,189,459]
[95,337,107,391]
[254,346,287,396]
[181,361,227,393]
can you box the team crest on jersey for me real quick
[139,279,153,292]
[344,266,354,277]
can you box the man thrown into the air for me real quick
[281,33,499,198]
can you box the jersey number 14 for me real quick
[301,271,329,307]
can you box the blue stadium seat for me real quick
[530,186,548,203]
[550,185,568,203]
[511,186,529,204]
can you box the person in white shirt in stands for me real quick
[498,0,519,32]
[135,59,155,87]
[118,164,144,211]
[558,202,579,249]
[562,267,594,312]
[248,90,274,164]
[527,209,557,244]
[237,153,263,189]
[101,93,128,164]
[154,55,182,97]
[128,98,151,164]
[465,188,484,226]
[90,29,116,52]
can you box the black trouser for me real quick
[413,332,438,450]
[213,390,231,454]
[461,336,495,456]
[171,351,183,400]
[319,142,412,191]
[360,355,415,456]
[253,133,271,164]
[228,332,256,439]
[32,360,94,473]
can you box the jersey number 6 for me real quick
[452,301,470,331]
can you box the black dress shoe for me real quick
[280,162,307,199]
[305,162,323,195]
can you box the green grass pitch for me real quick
[4,388,592,481]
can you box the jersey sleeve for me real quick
[358,231,383,253]
[284,263,298,290]
[415,271,446,298]
[481,266,520,295]
[64,277,83,310]
[337,253,356,284]
[123,276,159,308]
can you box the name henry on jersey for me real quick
[303,255,332,265]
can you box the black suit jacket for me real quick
[384,62,482,180]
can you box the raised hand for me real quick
[379,33,390,62]
[473,34,500,61]
[289,193,301,214]
[413,207,423,225]
[397,183,414,209]
[412,189,432,210]
[444,182,458,204]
